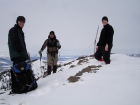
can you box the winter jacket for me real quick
[97,24,114,47]
[41,35,61,54]
[8,24,28,61]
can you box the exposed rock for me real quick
[67,76,80,83]
[77,60,83,65]
[40,66,44,69]
[69,65,76,68]
[89,65,102,68]
[64,62,72,66]
[83,58,88,62]
[96,65,102,68]
[57,64,62,68]
[90,54,94,57]
[71,60,75,62]
[68,65,102,83]
[81,66,92,73]
[76,56,86,60]
[89,65,97,68]
[75,71,83,76]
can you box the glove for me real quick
[38,50,42,56]
[57,42,61,49]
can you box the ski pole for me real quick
[94,26,99,54]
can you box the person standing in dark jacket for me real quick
[8,16,28,65]
[95,16,114,64]
[8,16,28,93]
[39,31,61,75]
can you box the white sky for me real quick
[0,54,140,105]
[0,0,140,55]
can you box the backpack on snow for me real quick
[10,62,37,94]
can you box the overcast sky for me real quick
[0,0,140,56]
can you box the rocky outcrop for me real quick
[67,65,102,83]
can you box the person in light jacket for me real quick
[39,31,61,75]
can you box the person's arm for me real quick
[39,39,48,55]
[9,28,22,53]
[106,26,114,46]
[56,40,61,49]
[105,26,114,51]
[41,39,48,51]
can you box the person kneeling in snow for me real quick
[39,31,61,75]
[95,16,114,64]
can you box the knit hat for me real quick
[50,31,55,35]
[16,16,25,23]
[102,16,108,22]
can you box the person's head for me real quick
[102,16,108,26]
[49,31,55,39]
[16,16,25,28]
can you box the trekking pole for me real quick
[27,52,34,73]
[94,26,99,54]
[58,50,60,58]
[27,52,31,67]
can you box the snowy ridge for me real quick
[0,53,139,72]
[0,55,78,72]
[129,53,140,58]
[0,54,140,105]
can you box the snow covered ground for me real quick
[0,54,140,105]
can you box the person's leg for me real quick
[10,69,16,93]
[53,65,57,73]
[11,57,25,93]
[53,54,58,73]
[94,46,103,60]
[47,54,53,75]
[102,45,112,64]
[47,65,52,75]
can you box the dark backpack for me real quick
[10,62,37,94]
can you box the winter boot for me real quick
[53,65,57,73]
[47,65,52,75]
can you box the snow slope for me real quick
[0,54,140,105]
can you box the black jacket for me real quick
[97,24,114,46]
[8,24,28,61]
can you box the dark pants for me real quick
[95,45,112,63]
[11,57,26,92]
[12,57,25,66]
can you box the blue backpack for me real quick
[10,62,37,94]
